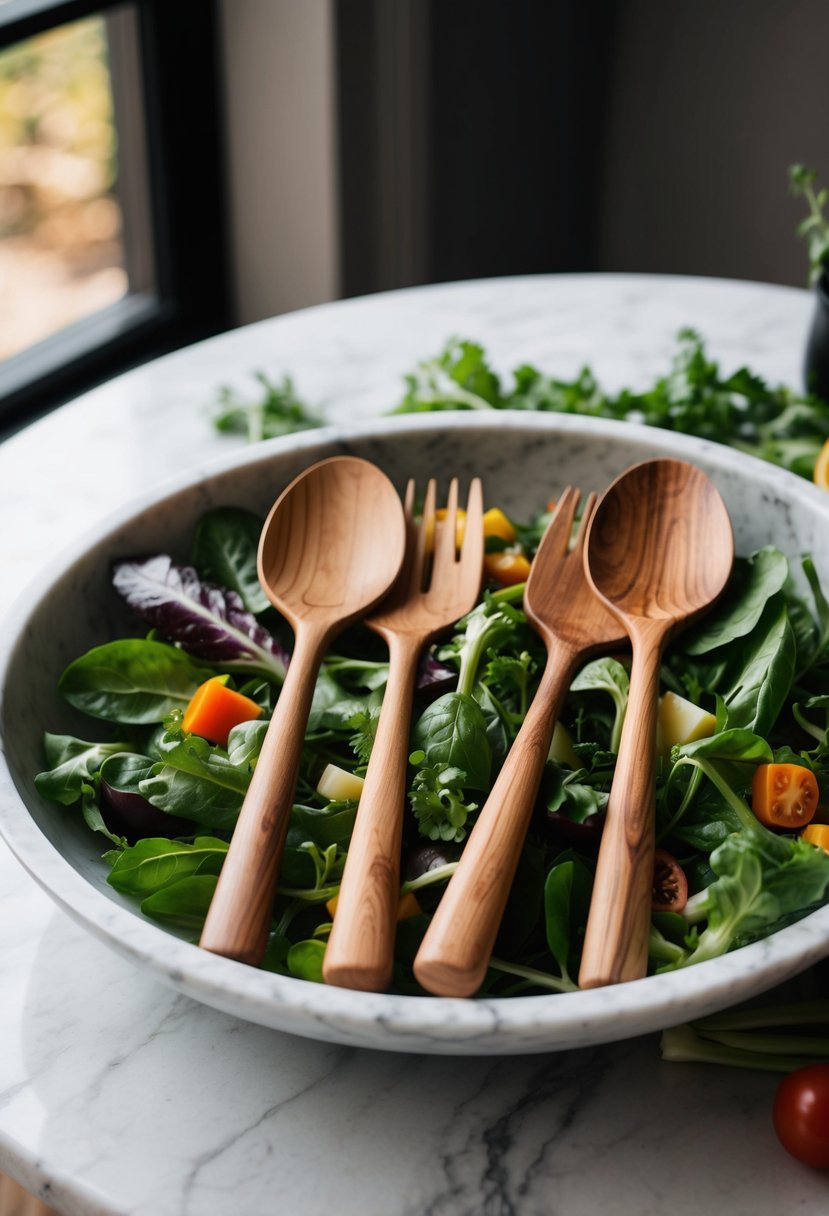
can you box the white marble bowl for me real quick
[1,413,828,1054]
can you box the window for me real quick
[0,15,130,359]
[0,0,230,435]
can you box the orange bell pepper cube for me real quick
[801,823,829,853]
[484,550,532,586]
[482,507,517,543]
[326,890,422,922]
[182,675,263,747]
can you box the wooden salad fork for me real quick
[322,477,484,992]
[414,487,629,998]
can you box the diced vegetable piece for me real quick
[482,507,516,543]
[325,891,422,921]
[651,848,688,912]
[316,763,365,803]
[547,720,580,769]
[801,823,829,853]
[182,676,262,746]
[656,690,717,756]
[484,550,531,586]
[395,891,422,921]
[751,763,819,830]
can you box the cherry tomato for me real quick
[773,1064,829,1168]
[651,848,688,913]
[751,763,819,830]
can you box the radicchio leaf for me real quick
[416,651,456,692]
[113,555,288,682]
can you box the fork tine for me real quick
[572,491,598,552]
[459,477,484,575]
[403,478,416,520]
[411,478,437,593]
[434,478,459,567]
[394,479,418,594]
[539,486,581,555]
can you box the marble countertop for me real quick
[1,274,827,1215]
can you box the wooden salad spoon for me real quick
[413,487,629,998]
[578,457,733,989]
[199,456,406,966]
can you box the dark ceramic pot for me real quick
[804,272,829,400]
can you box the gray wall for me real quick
[598,0,829,288]
[219,0,339,325]
[217,0,829,325]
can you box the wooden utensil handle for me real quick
[413,644,575,997]
[578,626,664,988]
[200,624,328,965]
[323,634,423,991]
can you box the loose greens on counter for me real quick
[213,330,829,482]
[389,331,829,481]
[35,501,829,994]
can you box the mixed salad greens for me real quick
[213,329,829,483]
[35,496,829,994]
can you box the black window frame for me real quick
[0,0,232,435]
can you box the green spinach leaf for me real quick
[141,874,219,929]
[412,692,492,791]
[191,506,269,614]
[684,549,789,655]
[107,836,228,896]
[59,639,210,723]
[544,852,593,981]
[139,735,251,828]
[35,734,134,805]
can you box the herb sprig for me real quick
[790,163,829,286]
[392,329,829,478]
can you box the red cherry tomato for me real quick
[772,1064,829,1168]
[651,848,688,913]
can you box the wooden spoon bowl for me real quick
[578,458,733,989]
[584,458,734,627]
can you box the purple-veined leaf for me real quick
[416,651,456,692]
[113,555,288,682]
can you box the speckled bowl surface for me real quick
[1,412,827,1055]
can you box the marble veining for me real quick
[0,275,827,1215]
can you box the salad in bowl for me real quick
[2,413,828,1053]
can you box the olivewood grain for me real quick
[200,457,406,965]
[414,489,628,998]
[579,458,733,989]
[323,479,484,991]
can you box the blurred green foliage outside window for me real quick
[0,15,127,361]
